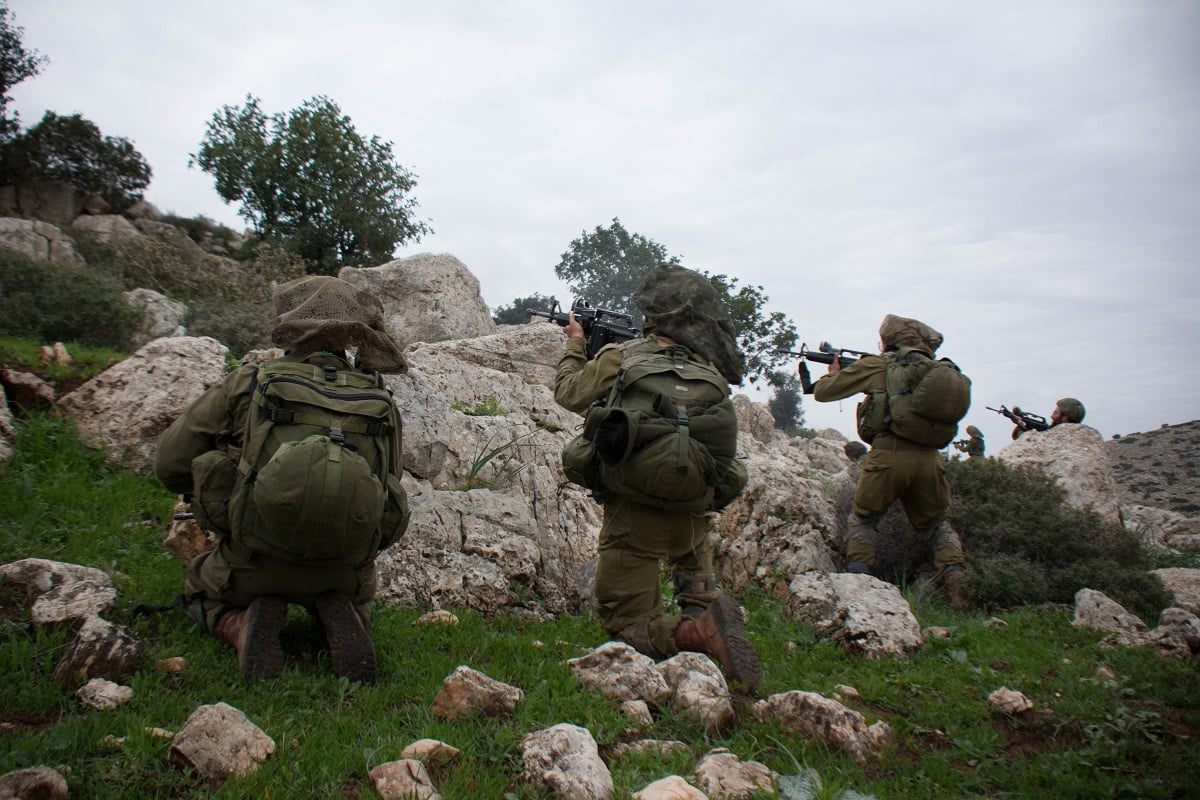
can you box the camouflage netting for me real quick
[879,313,943,355]
[632,263,746,385]
[1056,397,1086,423]
[271,276,409,373]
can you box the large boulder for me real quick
[69,213,142,245]
[340,253,497,345]
[0,179,80,226]
[57,336,229,472]
[997,423,1123,524]
[124,288,187,347]
[0,216,83,263]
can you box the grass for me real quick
[2,416,1200,799]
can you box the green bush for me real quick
[836,456,1171,618]
[0,249,140,348]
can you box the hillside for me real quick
[1106,419,1200,515]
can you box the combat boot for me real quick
[940,565,967,611]
[213,595,287,679]
[314,591,377,683]
[673,595,761,689]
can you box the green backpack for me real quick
[857,347,972,448]
[219,354,408,567]
[564,339,746,513]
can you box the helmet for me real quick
[966,425,983,438]
[633,263,745,384]
[1055,397,1086,423]
[271,275,408,373]
[878,314,943,354]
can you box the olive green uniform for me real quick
[155,352,393,632]
[813,355,964,571]
[554,335,719,658]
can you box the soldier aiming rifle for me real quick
[777,341,874,394]
[529,298,641,359]
[987,405,1049,438]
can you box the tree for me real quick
[492,292,557,325]
[767,371,807,436]
[0,111,151,209]
[0,2,46,141]
[554,218,798,385]
[554,217,678,316]
[192,95,431,274]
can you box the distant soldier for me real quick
[1012,397,1086,440]
[962,425,985,457]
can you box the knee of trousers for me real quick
[845,514,880,565]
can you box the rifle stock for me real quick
[528,298,641,359]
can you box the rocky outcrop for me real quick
[124,288,187,347]
[340,253,498,345]
[997,423,1123,524]
[1106,420,1200,515]
[57,336,229,472]
[0,216,83,262]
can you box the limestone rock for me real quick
[521,723,613,800]
[633,775,706,800]
[76,677,134,710]
[340,253,497,345]
[0,766,69,800]
[753,690,894,764]
[0,216,82,262]
[162,500,218,563]
[657,652,735,731]
[69,213,141,245]
[997,424,1122,524]
[0,367,57,412]
[1073,588,1147,635]
[783,571,924,659]
[168,702,275,778]
[30,579,117,629]
[430,665,523,720]
[1149,567,1200,614]
[124,288,187,347]
[987,687,1034,715]
[566,641,670,704]
[693,747,778,799]
[369,759,440,800]
[400,738,461,767]
[0,558,114,603]
[52,615,143,686]
[57,336,229,472]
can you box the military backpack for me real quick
[562,338,746,512]
[856,347,972,448]
[190,353,409,567]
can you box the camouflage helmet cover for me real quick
[878,314,943,354]
[271,275,409,373]
[1055,397,1086,423]
[632,263,746,384]
[966,425,983,438]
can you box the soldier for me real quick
[155,276,410,682]
[552,264,760,688]
[1011,397,1086,439]
[812,314,968,609]
[963,425,985,457]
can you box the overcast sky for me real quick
[10,0,1199,449]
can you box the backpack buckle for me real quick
[329,426,346,445]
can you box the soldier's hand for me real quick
[564,313,585,340]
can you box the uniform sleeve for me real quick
[153,366,252,494]
[812,355,886,402]
[553,338,623,414]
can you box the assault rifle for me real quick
[777,341,874,394]
[528,298,641,359]
[986,405,1049,434]
[951,439,970,453]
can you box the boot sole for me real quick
[711,596,762,689]
[314,592,377,683]
[240,595,287,679]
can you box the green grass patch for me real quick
[2,418,1199,798]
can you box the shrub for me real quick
[836,455,1171,617]
[0,249,139,348]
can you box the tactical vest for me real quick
[857,347,972,448]
[563,338,746,512]
[190,353,409,567]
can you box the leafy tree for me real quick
[0,2,45,141]
[767,371,807,435]
[192,94,431,274]
[0,111,151,209]
[492,292,558,325]
[555,217,797,384]
[554,217,678,315]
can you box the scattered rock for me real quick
[430,666,523,720]
[76,677,134,710]
[753,690,894,764]
[0,765,69,799]
[988,687,1034,715]
[521,723,613,800]
[168,702,275,779]
[369,759,440,800]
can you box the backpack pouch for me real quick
[191,449,239,537]
[249,434,384,566]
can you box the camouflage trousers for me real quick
[848,437,964,570]
[184,537,377,633]
[594,497,719,658]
